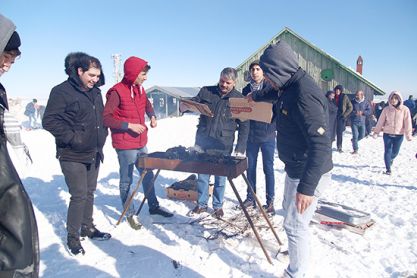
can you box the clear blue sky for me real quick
[2,0,417,100]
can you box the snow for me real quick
[8,102,417,278]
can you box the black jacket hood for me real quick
[259,40,299,89]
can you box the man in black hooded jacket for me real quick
[247,41,333,277]
[43,53,110,255]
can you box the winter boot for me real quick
[191,205,207,215]
[262,203,276,215]
[242,198,256,208]
[127,215,142,230]
[149,206,174,217]
[81,225,111,240]
[67,235,85,255]
[214,208,224,219]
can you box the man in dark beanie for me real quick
[0,13,40,278]
[334,84,353,152]
[4,31,21,54]
[247,40,333,277]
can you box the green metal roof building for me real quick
[236,27,385,100]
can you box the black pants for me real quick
[59,160,100,237]
[336,117,346,149]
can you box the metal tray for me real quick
[315,200,371,225]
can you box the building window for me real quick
[173,98,177,104]
[159,98,164,107]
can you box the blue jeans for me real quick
[351,123,366,151]
[197,174,226,209]
[282,172,331,278]
[116,147,159,216]
[28,113,37,128]
[246,141,275,205]
[383,134,404,172]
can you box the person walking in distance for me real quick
[349,90,371,154]
[326,90,338,144]
[372,91,412,175]
[334,84,352,152]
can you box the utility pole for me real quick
[111,54,122,83]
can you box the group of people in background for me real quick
[325,84,413,175]
[1,11,415,278]
[24,98,45,129]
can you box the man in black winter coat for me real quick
[241,60,277,213]
[247,41,333,277]
[334,84,353,152]
[43,53,110,255]
[180,67,249,218]
[0,13,40,278]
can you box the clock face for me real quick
[320,69,334,81]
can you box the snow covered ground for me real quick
[8,104,417,278]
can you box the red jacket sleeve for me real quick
[103,90,129,130]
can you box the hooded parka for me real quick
[252,41,333,196]
[104,56,155,150]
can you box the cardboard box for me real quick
[166,175,214,201]
[229,98,273,123]
[180,98,214,117]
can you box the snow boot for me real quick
[81,225,111,240]
[67,235,85,255]
[149,206,174,217]
[262,203,276,215]
[127,215,142,230]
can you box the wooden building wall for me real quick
[236,31,379,101]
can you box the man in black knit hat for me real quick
[0,13,40,278]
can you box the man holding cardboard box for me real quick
[180,67,249,218]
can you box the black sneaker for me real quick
[384,170,392,175]
[149,206,174,217]
[351,150,358,155]
[67,235,85,255]
[81,225,111,240]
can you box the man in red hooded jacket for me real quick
[103,56,173,230]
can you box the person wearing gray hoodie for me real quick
[0,13,40,278]
[248,41,333,277]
